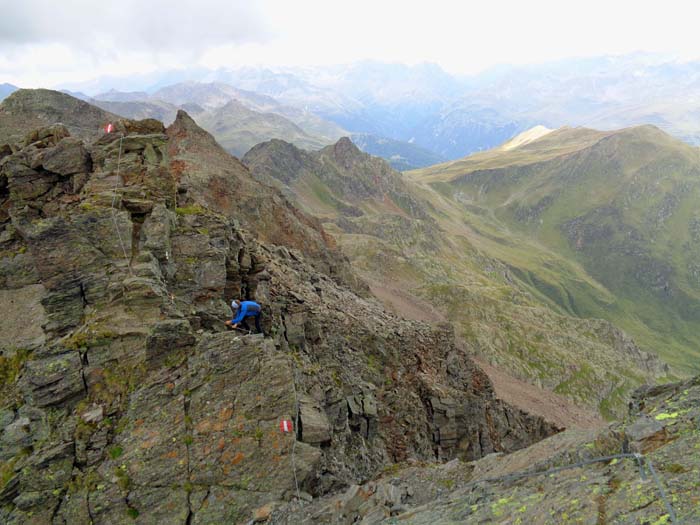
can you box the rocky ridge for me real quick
[0,89,119,144]
[0,105,557,523]
[244,137,431,223]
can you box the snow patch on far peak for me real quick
[500,125,554,151]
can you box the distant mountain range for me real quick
[79,81,443,166]
[49,54,700,160]
[1,82,443,169]
[87,82,345,157]
[213,56,700,155]
[350,133,446,171]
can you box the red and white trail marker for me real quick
[279,419,293,433]
[104,123,114,134]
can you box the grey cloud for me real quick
[0,0,271,52]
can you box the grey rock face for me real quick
[0,117,556,524]
[271,376,700,525]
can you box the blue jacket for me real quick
[232,301,261,324]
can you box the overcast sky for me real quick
[2,0,700,88]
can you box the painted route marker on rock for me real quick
[280,419,293,433]
[104,123,114,134]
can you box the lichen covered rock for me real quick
[270,376,700,524]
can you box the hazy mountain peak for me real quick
[218,98,247,111]
[612,123,673,140]
[170,109,221,147]
[194,98,330,157]
[334,135,360,152]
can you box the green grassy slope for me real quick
[410,124,700,374]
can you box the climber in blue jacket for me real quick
[225,299,264,334]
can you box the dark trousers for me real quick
[240,314,263,334]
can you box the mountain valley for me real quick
[243,133,675,419]
[411,125,700,374]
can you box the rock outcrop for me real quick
[270,375,700,524]
[0,103,557,523]
[168,111,365,294]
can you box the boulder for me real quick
[23,442,74,488]
[3,159,56,203]
[0,284,47,350]
[253,502,276,522]
[39,137,91,176]
[22,124,70,148]
[299,396,331,445]
[20,350,84,408]
[0,416,32,461]
[80,405,104,424]
[119,118,166,135]
[145,319,195,364]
